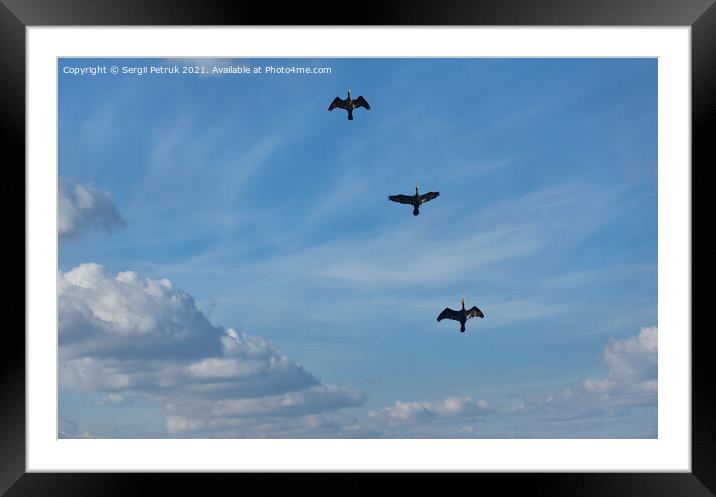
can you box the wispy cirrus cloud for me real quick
[58,58,658,439]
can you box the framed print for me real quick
[4,0,714,495]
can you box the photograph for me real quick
[57,56,658,440]
[4,0,711,488]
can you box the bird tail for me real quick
[348,112,353,120]
[413,208,419,216]
[460,323,466,333]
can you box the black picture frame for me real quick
[3,0,713,495]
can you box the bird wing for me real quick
[465,306,484,320]
[389,194,414,205]
[437,308,461,322]
[353,96,371,110]
[328,97,347,111]
[420,191,440,204]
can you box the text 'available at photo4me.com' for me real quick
[61,62,333,77]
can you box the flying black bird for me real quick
[328,88,370,120]
[389,185,439,216]
[437,298,484,333]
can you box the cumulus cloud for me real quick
[59,266,656,439]
[369,396,492,429]
[58,179,125,239]
[59,264,364,437]
[508,326,658,425]
[367,326,657,437]
[581,325,657,400]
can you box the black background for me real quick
[1,0,713,495]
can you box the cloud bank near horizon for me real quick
[366,325,657,438]
[59,263,365,437]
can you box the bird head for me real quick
[416,184,419,192]
[347,88,351,96]
[461,298,465,307]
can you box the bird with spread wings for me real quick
[328,88,371,120]
[437,299,485,333]
[388,185,439,216]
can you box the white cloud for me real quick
[217,183,617,294]
[580,325,657,400]
[509,326,658,424]
[368,326,657,437]
[164,384,366,436]
[59,262,225,360]
[369,396,492,428]
[59,264,656,438]
[59,263,364,437]
[59,179,125,239]
[317,226,542,285]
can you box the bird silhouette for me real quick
[328,88,370,120]
[437,298,484,333]
[389,184,439,216]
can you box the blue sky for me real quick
[58,57,657,438]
